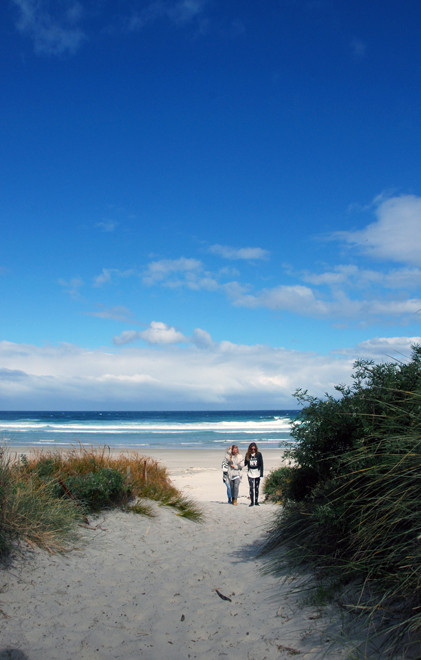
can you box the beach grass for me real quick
[0,449,83,554]
[0,444,203,557]
[262,346,421,656]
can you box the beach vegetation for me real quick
[0,449,82,555]
[262,466,294,503]
[0,445,202,557]
[262,346,421,655]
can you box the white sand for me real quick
[0,448,391,659]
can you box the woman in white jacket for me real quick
[225,444,244,505]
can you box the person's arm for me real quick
[259,452,264,477]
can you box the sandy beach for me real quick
[0,448,395,659]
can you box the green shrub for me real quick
[61,467,126,511]
[261,346,421,653]
[264,466,294,502]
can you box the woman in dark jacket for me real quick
[244,442,264,507]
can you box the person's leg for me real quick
[248,477,254,506]
[225,478,232,503]
[230,479,239,504]
[254,477,260,505]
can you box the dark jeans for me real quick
[248,477,260,503]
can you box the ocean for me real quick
[0,410,299,451]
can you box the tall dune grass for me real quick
[262,347,421,655]
[0,449,82,554]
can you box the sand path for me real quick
[1,501,352,660]
[0,449,376,659]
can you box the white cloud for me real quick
[93,268,135,287]
[382,268,421,290]
[1,335,418,410]
[95,221,118,232]
[140,321,187,345]
[142,257,204,287]
[114,324,213,348]
[301,265,360,286]
[209,244,270,260]
[301,264,421,290]
[167,0,208,25]
[335,336,421,358]
[11,0,209,56]
[11,0,86,55]
[237,284,421,322]
[128,0,208,31]
[58,276,84,299]
[232,284,330,315]
[337,194,421,265]
[90,305,134,322]
[113,330,142,346]
[191,327,214,349]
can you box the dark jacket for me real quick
[244,451,263,478]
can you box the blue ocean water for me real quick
[0,410,299,451]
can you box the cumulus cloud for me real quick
[209,244,270,261]
[232,284,329,315]
[114,324,213,348]
[140,321,187,345]
[336,194,421,265]
[11,0,86,55]
[1,335,418,410]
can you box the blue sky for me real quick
[1,0,421,410]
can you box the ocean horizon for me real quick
[0,410,299,451]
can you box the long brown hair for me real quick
[245,442,258,462]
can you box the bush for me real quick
[261,346,421,654]
[264,466,294,502]
[60,467,126,511]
